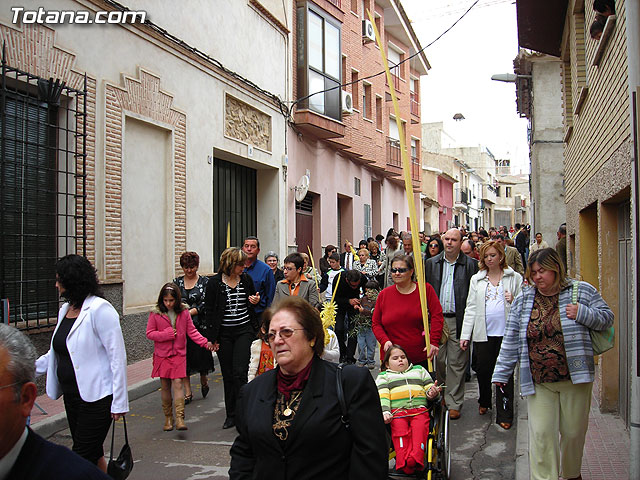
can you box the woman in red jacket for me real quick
[372,255,444,369]
[146,283,214,431]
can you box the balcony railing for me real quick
[327,0,341,7]
[410,91,419,116]
[411,156,420,181]
[387,138,401,168]
[387,69,401,92]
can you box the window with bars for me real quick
[364,204,371,239]
[1,58,87,330]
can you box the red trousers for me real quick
[390,407,430,473]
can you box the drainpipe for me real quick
[626,1,640,478]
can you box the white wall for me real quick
[122,117,171,310]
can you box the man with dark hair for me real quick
[0,324,109,479]
[496,234,525,275]
[333,269,368,364]
[514,223,528,267]
[424,228,478,419]
[593,0,615,15]
[242,236,276,317]
[556,223,567,271]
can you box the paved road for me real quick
[47,368,516,479]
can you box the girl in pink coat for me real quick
[146,282,214,431]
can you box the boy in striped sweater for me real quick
[376,344,441,474]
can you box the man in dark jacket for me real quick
[514,223,528,267]
[333,269,367,363]
[424,228,478,419]
[0,324,109,479]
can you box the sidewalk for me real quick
[30,357,158,439]
[515,382,630,480]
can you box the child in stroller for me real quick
[376,344,442,475]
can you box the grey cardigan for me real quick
[491,280,614,396]
[273,276,321,309]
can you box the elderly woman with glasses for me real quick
[264,252,284,283]
[205,247,260,430]
[229,296,387,480]
[372,254,444,370]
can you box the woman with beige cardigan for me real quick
[459,240,522,429]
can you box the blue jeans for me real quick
[357,328,376,365]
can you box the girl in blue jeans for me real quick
[350,280,380,369]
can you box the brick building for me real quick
[0,2,289,358]
[286,0,429,258]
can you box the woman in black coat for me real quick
[229,296,388,480]
[205,247,260,429]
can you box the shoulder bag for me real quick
[572,281,614,355]
[107,416,134,480]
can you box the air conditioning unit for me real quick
[362,19,375,43]
[341,90,353,114]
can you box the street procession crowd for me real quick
[0,222,614,480]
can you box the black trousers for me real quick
[217,323,255,419]
[335,312,357,363]
[63,392,113,464]
[474,336,514,423]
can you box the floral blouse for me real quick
[526,291,570,384]
[174,275,209,330]
[354,259,379,278]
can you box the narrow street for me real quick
[46,368,517,479]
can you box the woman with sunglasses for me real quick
[205,247,260,430]
[425,236,444,259]
[230,296,388,479]
[372,255,444,369]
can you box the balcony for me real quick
[482,184,497,204]
[327,0,341,7]
[410,91,419,116]
[455,188,469,205]
[387,71,401,93]
[411,156,420,182]
[387,137,401,168]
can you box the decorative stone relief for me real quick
[225,95,272,151]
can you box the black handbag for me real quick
[107,417,133,480]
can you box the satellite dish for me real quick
[294,174,310,202]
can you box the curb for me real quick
[515,392,529,480]
[32,377,159,439]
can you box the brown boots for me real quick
[174,397,188,430]
[162,400,174,431]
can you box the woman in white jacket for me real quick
[36,255,128,472]
[459,241,522,430]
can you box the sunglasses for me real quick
[265,327,306,343]
[390,267,409,274]
[429,244,439,248]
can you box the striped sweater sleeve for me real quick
[375,372,391,413]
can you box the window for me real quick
[506,187,512,198]
[351,0,358,13]
[354,177,361,196]
[388,47,401,78]
[496,186,501,197]
[363,83,371,119]
[352,71,359,109]
[411,138,418,159]
[364,204,372,239]
[1,67,87,330]
[297,4,342,120]
[375,95,382,129]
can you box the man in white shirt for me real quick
[0,324,108,480]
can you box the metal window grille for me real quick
[0,47,87,330]
[364,204,371,239]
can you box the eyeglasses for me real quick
[390,267,409,274]
[0,381,22,391]
[265,327,306,343]
[429,244,439,248]
[283,266,297,272]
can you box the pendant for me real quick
[283,408,293,417]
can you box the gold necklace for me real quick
[282,391,302,417]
